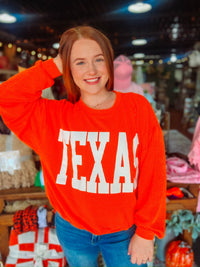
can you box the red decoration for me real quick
[166,240,194,267]
[5,227,67,267]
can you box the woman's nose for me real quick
[87,62,97,74]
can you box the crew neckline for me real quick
[77,91,121,114]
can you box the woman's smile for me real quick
[84,77,101,84]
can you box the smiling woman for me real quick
[0,25,166,267]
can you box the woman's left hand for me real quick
[128,233,154,265]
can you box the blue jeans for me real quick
[55,212,147,267]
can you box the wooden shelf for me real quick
[0,186,46,201]
[0,214,13,227]
[167,182,199,213]
[166,182,200,246]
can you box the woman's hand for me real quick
[128,233,154,265]
[53,54,63,74]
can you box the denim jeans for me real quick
[55,212,147,267]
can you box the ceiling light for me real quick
[135,60,144,65]
[133,53,145,59]
[170,54,177,62]
[128,3,152,13]
[0,13,16,23]
[132,39,147,46]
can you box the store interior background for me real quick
[0,0,200,266]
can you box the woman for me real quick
[0,26,166,267]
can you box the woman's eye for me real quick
[76,61,84,65]
[96,58,104,62]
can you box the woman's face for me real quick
[70,38,109,98]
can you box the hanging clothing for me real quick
[188,117,200,171]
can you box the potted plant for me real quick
[166,209,200,240]
[156,209,200,262]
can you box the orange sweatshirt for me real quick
[0,59,166,239]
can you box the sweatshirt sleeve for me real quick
[0,59,61,152]
[134,100,166,240]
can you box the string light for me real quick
[42,55,47,60]
[37,53,42,58]
[0,40,189,66]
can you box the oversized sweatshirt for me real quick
[0,59,166,239]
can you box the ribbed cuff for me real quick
[135,227,155,240]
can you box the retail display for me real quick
[0,132,37,190]
[5,227,67,267]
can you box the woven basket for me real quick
[0,133,37,189]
